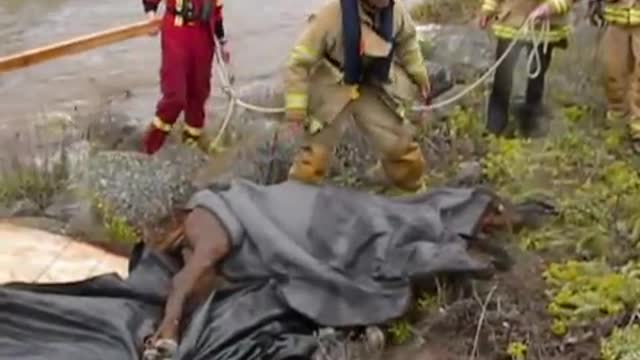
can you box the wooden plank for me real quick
[0,19,162,74]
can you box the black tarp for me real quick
[0,182,502,360]
[0,243,320,360]
[186,180,495,326]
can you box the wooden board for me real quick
[0,222,128,284]
[0,19,162,74]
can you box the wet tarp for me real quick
[0,243,320,360]
[0,181,499,360]
[186,180,495,326]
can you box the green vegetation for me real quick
[381,100,640,357]
[91,195,139,245]
[601,325,640,360]
[0,146,69,210]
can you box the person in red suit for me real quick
[142,0,229,154]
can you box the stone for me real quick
[9,199,41,217]
[453,160,483,186]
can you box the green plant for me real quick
[386,319,413,345]
[601,325,640,360]
[506,341,528,360]
[92,195,139,245]
[543,261,640,332]
[0,138,70,209]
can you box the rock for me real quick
[417,24,493,85]
[417,21,607,122]
[0,204,11,218]
[44,188,87,222]
[453,160,483,185]
[9,199,41,217]
[85,111,145,152]
[85,145,208,232]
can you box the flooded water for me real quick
[0,0,324,125]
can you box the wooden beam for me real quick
[0,19,162,74]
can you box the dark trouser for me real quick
[486,38,555,135]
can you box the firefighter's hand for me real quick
[220,43,231,64]
[420,85,432,119]
[478,13,492,29]
[420,85,431,106]
[285,110,306,137]
[530,3,553,21]
[146,11,161,36]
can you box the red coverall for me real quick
[142,0,226,154]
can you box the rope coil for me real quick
[209,15,552,149]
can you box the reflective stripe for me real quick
[603,7,640,26]
[153,117,172,132]
[549,0,569,15]
[482,0,498,12]
[183,124,203,137]
[350,85,360,100]
[607,111,626,122]
[289,45,318,65]
[403,41,421,54]
[184,137,198,146]
[492,24,571,42]
[285,93,308,110]
[397,105,406,119]
[406,62,428,86]
[174,0,184,26]
[630,119,640,138]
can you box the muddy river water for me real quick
[0,0,325,126]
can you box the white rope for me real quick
[208,16,552,149]
[413,15,552,111]
[209,37,285,150]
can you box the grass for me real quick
[0,125,71,211]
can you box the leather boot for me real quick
[288,143,331,185]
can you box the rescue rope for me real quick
[209,15,552,149]
[413,15,552,111]
[209,37,286,150]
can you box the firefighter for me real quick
[479,0,576,137]
[594,0,640,152]
[284,0,432,193]
[142,0,230,155]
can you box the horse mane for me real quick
[145,208,190,253]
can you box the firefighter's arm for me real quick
[395,4,430,92]
[143,0,162,13]
[284,13,329,120]
[530,0,576,19]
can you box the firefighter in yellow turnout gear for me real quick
[479,0,576,137]
[284,0,431,192]
[595,0,640,151]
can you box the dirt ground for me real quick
[384,247,612,360]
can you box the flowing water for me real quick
[0,0,325,125]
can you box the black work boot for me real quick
[486,100,510,136]
[516,102,546,138]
